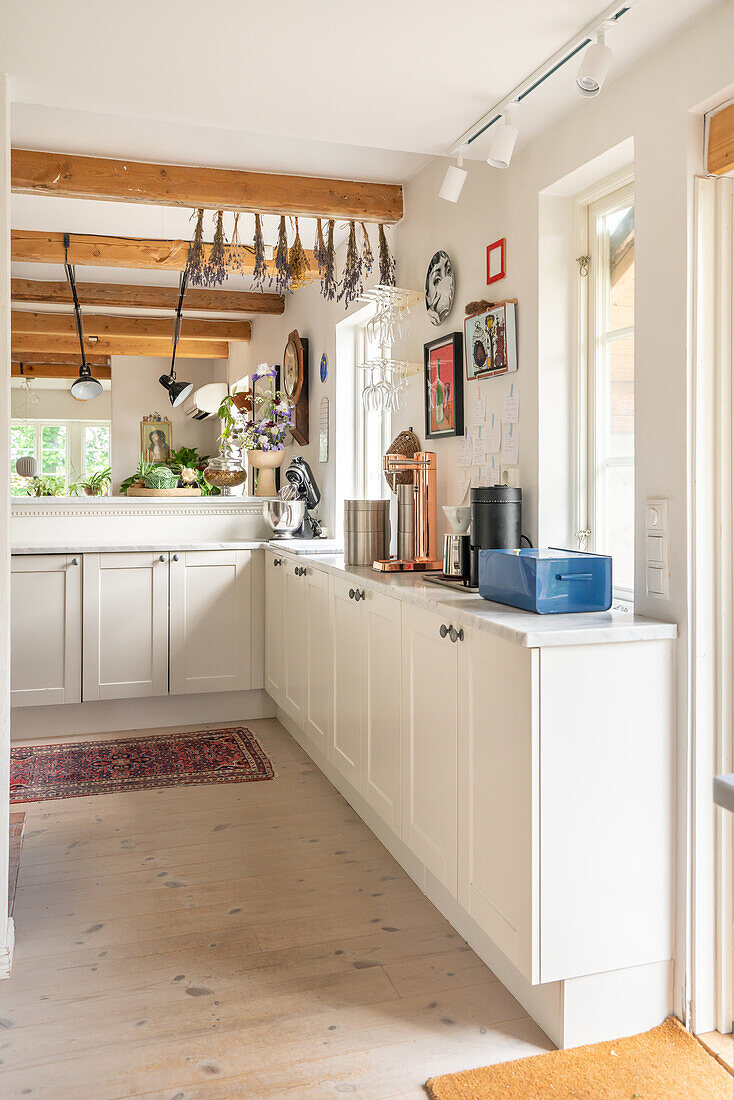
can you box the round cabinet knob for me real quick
[449,625,464,643]
[439,623,449,638]
[348,588,355,600]
[273,558,281,566]
[172,554,179,562]
[159,554,166,562]
[70,557,79,566]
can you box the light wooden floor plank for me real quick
[0,717,551,1098]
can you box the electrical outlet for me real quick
[645,498,669,597]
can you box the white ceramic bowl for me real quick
[442,504,471,534]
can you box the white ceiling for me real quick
[2,0,717,300]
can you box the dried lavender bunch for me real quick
[274,215,292,295]
[338,220,362,305]
[252,213,268,289]
[360,222,374,277]
[186,208,206,287]
[314,218,327,274]
[321,219,337,301]
[289,217,312,290]
[378,224,396,287]
[204,210,228,286]
[228,212,247,274]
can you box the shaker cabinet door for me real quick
[305,567,331,753]
[11,554,82,707]
[282,559,308,725]
[170,550,252,695]
[83,552,169,701]
[400,603,458,893]
[264,552,285,705]
[362,589,402,833]
[330,576,364,788]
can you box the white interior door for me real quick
[331,576,363,787]
[363,588,402,832]
[264,554,285,704]
[83,551,169,700]
[170,550,252,695]
[10,554,82,707]
[400,603,458,893]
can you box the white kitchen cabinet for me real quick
[264,552,285,705]
[83,552,169,700]
[282,558,309,725]
[363,588,402,832]
[400,602,459,894]
[330,576,364,788]
[304,567,331,753]
[458,626,539,982]
[170,550,252,695]
[10,554,82,707]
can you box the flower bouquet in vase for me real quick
[218,365,294,497]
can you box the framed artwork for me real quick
[464,301,517,380]
[486,238,506,285]
[141,416,172,463]
[423,332,464,438]
[425,250,455,326]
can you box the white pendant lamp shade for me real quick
[576,33,612,97]
[70,371,104,400]
[15,456,37,478]
[439,160,468,203]
[487,116,518,170]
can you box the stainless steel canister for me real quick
[397,483,416,562]
[344,499,390,566]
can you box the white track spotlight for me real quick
[576,30,612,97]
[439,153,468,203]
[487,110,518,170]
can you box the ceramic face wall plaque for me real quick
[425,250,455,326]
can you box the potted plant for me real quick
[218,366,293,497]
[79,467,111,496]
[25,475,67,497]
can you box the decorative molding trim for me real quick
[0,919,15,980]
[12,499,263,519]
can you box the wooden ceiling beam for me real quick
[11,230,319,275]
[11,363,112,380]
[11,148,404,224]
[12,310,250,342]
[11,352,111,367]
[707,103,734,175]
[11,278,285,315]
[12,334,230,359]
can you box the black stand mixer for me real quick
[281,457,323,538]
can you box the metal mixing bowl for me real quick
[262,498,305,537]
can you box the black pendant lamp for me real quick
[64,235,103,400]
[159,272,193,408]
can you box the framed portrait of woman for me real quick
[141,417,172,463]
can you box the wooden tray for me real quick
[126,487,201,497]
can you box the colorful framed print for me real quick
[486,238,506,285]
[140,416,172,463]
[464,301,517,380]
[424,332,464,439]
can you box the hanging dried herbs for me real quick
[289,217,312,290]
[228,212,247,275]
[186,208,206,286]
[274,215,292,295]
[378,224,396,287]
[205,210,228,286]
[338,220,362,305]
[314,218,327,274]
[321,219,338,301]
[360,222,374,277]
[252,213,268,289]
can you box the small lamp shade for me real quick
[159,374,193,408]
[15,456,38,478]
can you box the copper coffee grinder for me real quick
[372,451,443,572]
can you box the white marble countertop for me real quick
[264,545,678,649]
[11,538,342,556]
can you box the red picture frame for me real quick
[486,238,506,285]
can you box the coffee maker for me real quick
[469,486,526,587]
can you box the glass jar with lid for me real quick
[203,446,247,494]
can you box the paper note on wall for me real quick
[472,436,488,466]
[471,392,487,426]
[458,470,471,501]
[458,436,472,467]
[485,413,501,453]
[503,383,519,423]
[501,422,519,465]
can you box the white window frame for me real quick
[573,168,635,602]
[354,320,391,501]
[10,417,112,490]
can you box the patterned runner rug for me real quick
[10,727,275,803]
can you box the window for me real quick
[355,320,391,500]
[10,419,111,496]
[577,180,635,600]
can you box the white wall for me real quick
[110,356,226,490]
[10,384,112,421]
[226,0,734,1023]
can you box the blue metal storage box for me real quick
[478,547,613,614]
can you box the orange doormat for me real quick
[426,1017,732,1100]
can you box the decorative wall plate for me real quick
[320,353,328,382]
[425,250,455,326]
